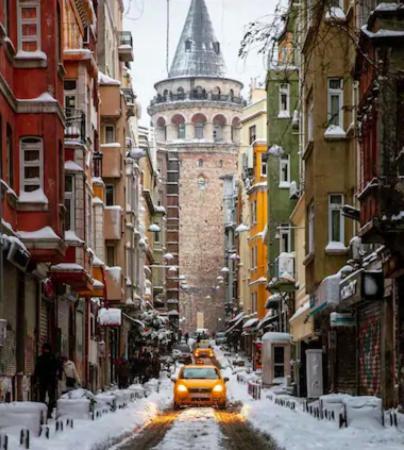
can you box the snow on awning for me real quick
[225,315,244,335]
[289,301,310,323]
[243,317,259,330]
[262,332,291,343]
[122,312,144,328]
[228,312,245,324]
[311,271,341,316]
[257,311,279,330]
[265,293,282,309]
[98,308,122,327]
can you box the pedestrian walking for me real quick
[62,356,81,390]
[34,343,60,418]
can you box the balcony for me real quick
[65,108,86,144]
[270,252,295,291]
[104,266,124,302]
[101,143,121,178]
[104,206,122,240]
[118,31,134,62]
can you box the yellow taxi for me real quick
[193,343,214,359]
[172,365,228,409]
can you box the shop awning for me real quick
[98,308,122,327]
[257,311,279,330]
[289,301,310,322]
[310,271,341,316]
[50,263,92,291]
[228,312,245,324]
[265,293,282,309]
[243,317,259,330]
[225,315,244,335]
[122,312,145,328]
[289,298,314,341]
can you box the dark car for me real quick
[172,344,192,364]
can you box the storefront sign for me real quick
[339,269,384,307]
[330,312,355,327]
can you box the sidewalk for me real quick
[0,379,172,450]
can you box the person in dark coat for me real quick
[116,357,130,389]
[151,351,161,379]
[34,343,60,418]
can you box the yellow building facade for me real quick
[239,86,268,319]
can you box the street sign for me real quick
[330,312,355,327]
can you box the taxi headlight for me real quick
[176,384,188,393]
[212,384,224,393]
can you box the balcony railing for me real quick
[151,92,246,106]
[65,108,86,143]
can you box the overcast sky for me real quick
[123,0,277,125]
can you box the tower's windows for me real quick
[185,39,192,51]
[213,41,220,54]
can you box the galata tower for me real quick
[149,0,243,332]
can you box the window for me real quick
[177,122,185,139]
[274,346,285,378]
[307,202,315,255]
[213,41,220,54]
[3,0,9,34]
[18,0,41,52]
[0,115,2,179]
[154,230,160,243]
[20,137,43,193]
[261,153,267,177]
[198,159,203,168]
[105,184,115,206]
[251,200,257,224]
[328,194,344,243]
[195,121,205,139]
[251,292,257,313]
[185,39,192,51]
[86,192,92,245]
[328,78,343,128]
[249,125,256,145]
[64,175,75,231]
[197,176,206,191]
[105,125,115,143]
[106,246,115,267]
[279,83,290,118]
[307,96,314,142]
[56,3,62,62]
[213,124,223,142]
[251,246,257,269]
[279,226,291,253]
[279,155,290,187]
[6,124,13,187]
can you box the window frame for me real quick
[104,124,116,143]
[20,136,43,194]
[64,174,75,231]
[307,202,315,255]
[278,83,290,118]
[279,226,291,253]
[194,121,205,139]
[17,0,41,53]
[328,193,344,244]
[177,121,186,139]
[105,183,115,206]
[307,96,314,142]
[249,125,256,145]
[260,153,267,177]
[327,78,344,128]
[279,155,291,188]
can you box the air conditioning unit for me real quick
[289,181,299,199]
[7,240,30,272]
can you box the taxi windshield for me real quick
[181,368,219,380]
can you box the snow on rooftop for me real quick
[64,160,83,172]
[19,189,48,204]
[18,226,60,241]
[98,308,122,326]
[98,71,121,86]
[18,91,57,102]
[325,6,347,21]
[92,254,105,266]
[64,230,84,244]
[375,2,404,11]
[262,331,291,343]
[51,263,84,272]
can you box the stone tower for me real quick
[149,0,243,332]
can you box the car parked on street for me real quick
[172,343,193,364]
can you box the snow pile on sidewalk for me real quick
[215,346,404,450]
[2,379,172,450]
[240,396,404,450]
[154,408,223,450]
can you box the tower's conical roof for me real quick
[169,0,226,79]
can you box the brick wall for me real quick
[179,149,236,331]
